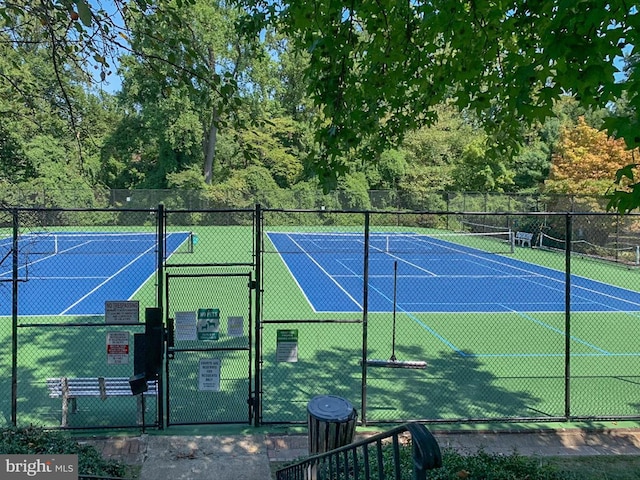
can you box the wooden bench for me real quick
[46,377,158,427]
[515,231,534,248]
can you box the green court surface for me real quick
[2,225,640,427]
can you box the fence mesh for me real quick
[2,205,640,430]
[7,209,161,428]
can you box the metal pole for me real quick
[11,209,18,426]
[156,204,165,429]
[157,204,165,309]
[390,261,398,362]
[254,204,262,427]
[361,212,370,426]
[564,213,572,419]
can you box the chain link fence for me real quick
[3,208,162,429]
[2,204,640,430]
[258,208,640,425]
[0,186,621,213]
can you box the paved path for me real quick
[79,428,640,480]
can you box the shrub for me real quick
[0,426,128,478]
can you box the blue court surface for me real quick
[267,231,640,314]
[0,231,191,316]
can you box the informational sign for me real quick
[227,316,244,337]
[197,308,220,341]
[175,311,198,341]
[105,301,139,324]
[106,331,130,365]
[199,358,221,391]
[276,329,299,362]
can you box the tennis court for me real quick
[265,230,640,360]
[4,208,640,428]
[267,230,640,313]
[0,231,192,316]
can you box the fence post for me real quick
[156,204,165,309]
[156,204,165,429]
[564,213,572,419]
[254,203,262,427]
[11,209,18,426]
[361,212,370,426]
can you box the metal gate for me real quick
[164,272,254,426]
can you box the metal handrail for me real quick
[276,422,442,480]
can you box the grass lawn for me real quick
[548,455,640,479]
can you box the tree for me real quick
[545,117,638,196]
[606,56,640,213]
[0,6,116,205]
[451,137,515,193]
[112,0,280,188]
[234,117,305,188]
[0,0,249,186]
[238,0,639,188]
[395,103,485,199]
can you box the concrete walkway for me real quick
[80,428,640,480]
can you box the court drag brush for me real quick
[362,260,427,370]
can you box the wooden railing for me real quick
[276,422,442,480]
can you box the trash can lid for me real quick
[308,395,354,422]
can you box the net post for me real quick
[509,229,514,253]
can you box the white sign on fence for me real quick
[198,358,221,391]
[175,311,198,341]
[106,331,130,365]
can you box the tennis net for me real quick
[1,231,194,255]
[540,232,640,265]
[266,230,514,255]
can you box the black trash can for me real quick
[307,395,357,454]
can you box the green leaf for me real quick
[613,164,638,184]
[75,0,92,27]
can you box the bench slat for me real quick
[46,377,158,398]
[46,376,157,427]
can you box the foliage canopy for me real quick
[1,0,639,206]
[238,0,639,189]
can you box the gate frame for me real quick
[163,271,255,426]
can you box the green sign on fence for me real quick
[197,308,220,341]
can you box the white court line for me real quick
[28,276,109,280]
[130,232,187,299]
[286,234,363,310]
[422,242,640,311]
[59,244,157,315]
[274,232,640,314]
[0,239,96,278]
